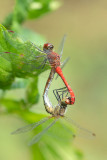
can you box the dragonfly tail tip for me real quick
[11,131,15,135]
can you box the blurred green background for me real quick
[0,0,107,160]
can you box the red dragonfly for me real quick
[1,30,75,105]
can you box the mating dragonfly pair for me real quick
[11,85,95,146]
[0,29,95,145]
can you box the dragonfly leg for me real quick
[36,58,47,69]
[41,58,47,69]
[53,87,68,102]
[30,41,46,54]
[53,89,61,102]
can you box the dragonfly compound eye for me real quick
[65,97,73,105]
[43,43,54,51]
[48,44,54,50]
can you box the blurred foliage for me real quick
[2,0,61,30]
[0,0,83,160]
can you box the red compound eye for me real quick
[65,97,75,105]
[43,43,54,50]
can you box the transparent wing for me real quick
[28,118,59,145]
[58,35,67,59]
[64,116,96,139]
[61,57,69,70]
[11,117,49,134]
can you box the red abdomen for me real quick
[55,66,75,105]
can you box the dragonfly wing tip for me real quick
[92,133,96,137]
[11,131,16,135]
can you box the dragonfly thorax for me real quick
[43,43,61,68]
[53,104,67,117]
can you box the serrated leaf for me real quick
[0,24,50,89]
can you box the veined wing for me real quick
[58,35,66,59]
[28,118,59,145]
[11,117,49,134]
[64,116,96,139]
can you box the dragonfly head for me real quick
[61,97,75,105]
[65,97,75,105]
[43,43,54,52]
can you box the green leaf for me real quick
[10,78,29,89]
[28,0,61,19]
[2,0,61,28]
[0,24,50,89]
[26,77,40,105]
[0,98,25,113]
